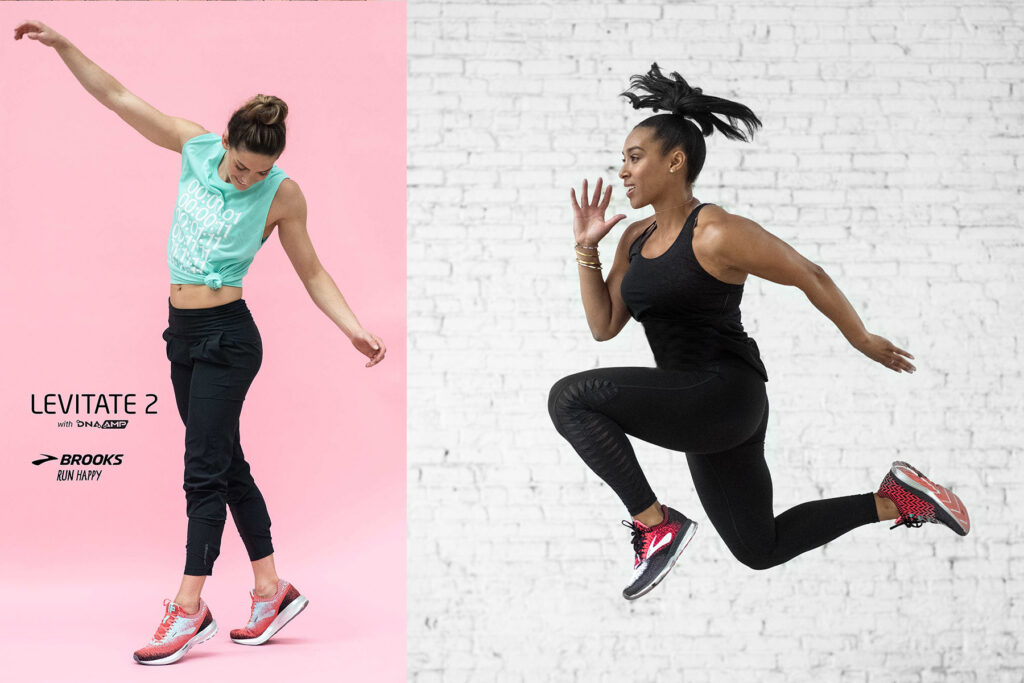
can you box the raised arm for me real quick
[570,177,647,341]
[14,20,207,153]
[707,210,916,373]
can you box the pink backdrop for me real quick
[0,2,405,680]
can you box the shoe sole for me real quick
[623,521,698,601]
[134,619,218,665]
[230,595,309,645]
[892,463,970,536]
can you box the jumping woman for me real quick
[16,20,387,662]
[548,64,970,601]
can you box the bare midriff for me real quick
[169,284,244,309]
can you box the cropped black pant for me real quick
[163,298,274,576]
[548,356,879,570]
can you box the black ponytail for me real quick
[621,63,762,185]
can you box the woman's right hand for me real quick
[570,177,627,247]
[855,333,916,373]
[13,20,65,48]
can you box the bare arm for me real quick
[578,219,649,341]
[275,180,386,368]
[570,178,645,341]
[15,20,206,152]
[709,212,916,373]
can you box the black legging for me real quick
[163,298,274,576]
[548,356,879,570]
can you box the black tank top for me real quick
[619,203,769,382]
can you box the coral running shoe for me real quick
[230,579,309,645]
[133,599,217,665]
[877,460,971,536]
[621,505,697,600]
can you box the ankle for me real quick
[254,579,280,599]
[633,502,664,528]
[173,599,200,615]
[874,493,898,522]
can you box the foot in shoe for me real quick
[621,505,698,601]
[877,460,971,536]
[230,579,309,645]
[133,599,217,665]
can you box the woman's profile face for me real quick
[618,126,682,209]
[220,137,278,191]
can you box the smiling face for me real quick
[220,136,278,190]
[618,126,687,209]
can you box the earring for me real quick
[669,169,674,173]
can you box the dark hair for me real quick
[621,63,761,186]
[226,94,288,157]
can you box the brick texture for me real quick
[408,1,1024,681]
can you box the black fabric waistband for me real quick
[166,297,254,334]
[168,297,249,317]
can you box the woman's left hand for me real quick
[351,329,386,368]
[856,333,915,373]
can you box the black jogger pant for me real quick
[548,356,879,570]
[163,298,274,576]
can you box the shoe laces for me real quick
[890,514,926,530]
[152,599,179,643]
[246,587,277,627]
[621,520,650,562]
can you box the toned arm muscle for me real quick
[710,213,870,348]
[107,90,208,153]
[583,219,650,341]
[44,37,206,152]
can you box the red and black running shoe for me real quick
[877,460,970,536]
[621,505,697,600]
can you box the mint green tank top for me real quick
[167,133,288,289]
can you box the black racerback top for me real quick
[619,203,769,382]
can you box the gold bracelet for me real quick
[576,259,602,270]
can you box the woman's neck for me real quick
[650,193,698,232]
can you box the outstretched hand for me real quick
[857,333,915,373]
[570,177,627,247]
[351,329,386,368]
[13,20,64,48]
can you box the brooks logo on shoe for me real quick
[648,533,673,556]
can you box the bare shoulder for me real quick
[270,178,305,228]
[174,120,211,151]
[275,178,307,213]
[696,203,765,244]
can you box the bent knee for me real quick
[547,375,578,435]
[735,554,777,571]
[726,542,780,571]
[547,372,618,428]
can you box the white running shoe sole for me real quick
[231,595,309,646]
[134,619,218,666]
[624,521,698,601]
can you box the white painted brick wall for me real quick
[408,1,1024,680]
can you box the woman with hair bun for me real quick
[15,20,387,663]
[548,63,970,600]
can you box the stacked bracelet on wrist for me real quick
[575,242,601,270]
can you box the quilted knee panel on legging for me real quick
[548,373,657,515]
